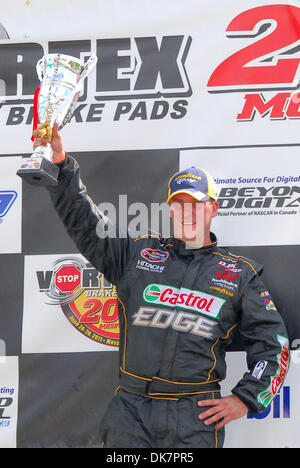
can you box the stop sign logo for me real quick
[55,265,81,293]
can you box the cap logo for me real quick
[175,173,202,182]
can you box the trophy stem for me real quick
[33,143,53,161]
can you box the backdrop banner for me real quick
[0,0,299,448]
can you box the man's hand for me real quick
[33,123,66,164]
[197,395,248,430]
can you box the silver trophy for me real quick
[17,53,97,186]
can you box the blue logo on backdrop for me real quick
[0,191,17,221]
[248,387,291,420]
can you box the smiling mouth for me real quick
[182,221,196,225]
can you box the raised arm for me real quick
[33,124,132,285]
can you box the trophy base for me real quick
[17,156,59,186]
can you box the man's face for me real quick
[169,193,219,246]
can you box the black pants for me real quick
[100,389,225,448]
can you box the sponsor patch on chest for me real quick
[143,283,226,319]
[141,248,169,262]
[135,249,169,273]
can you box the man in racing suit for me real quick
[34,124,290,448]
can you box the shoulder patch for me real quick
[212,251,259,275]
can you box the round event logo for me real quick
[37,257,120,347]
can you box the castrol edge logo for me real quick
[143,283,225,319]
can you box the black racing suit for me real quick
[47,156,290,448]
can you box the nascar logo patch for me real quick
[141,248,169,263]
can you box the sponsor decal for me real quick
[209,286,234,298]
[260,291,270,297]
[143,283,225,319]
[211,279,237,289]
[217,184,300,213]
[257,335,289,408]
[264,299,277,312]
[260,290,277,311]
[0,191,17,221]
[216,270,239,281]
[212,259,241,292]
[248,386,291,420]
[132,306,216,338]
[141,248,169,263]
[207,4,300,122]
[218,261,242,273]
[252,361,268,380]
[37,257,119,347]
[175,173,202,182]
[174,173,201,185]
[0,35,192,125]
[136,259,165,273]
[213,175,300,224]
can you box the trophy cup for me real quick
[17,53,97,186]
